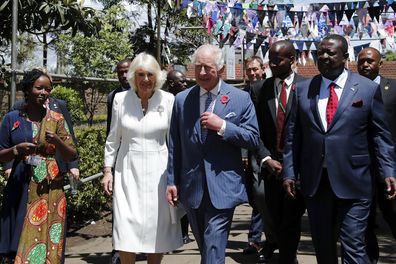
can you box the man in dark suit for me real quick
[357,47,396,263]
[166,44,260,263]
[251,40,305,264]
[242,56,267,257]
[4,97,79,180]
[283,35,396,263]
[106,58,132,136]
[166,70,188,96]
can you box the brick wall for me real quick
[186,61,396,81]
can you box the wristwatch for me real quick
[12,146,19,156]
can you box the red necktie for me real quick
[276,80,287,152]
[326,82,338,128]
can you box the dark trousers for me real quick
[264,176,305,264]
[306,173,371,264]
[247,209,263,244]
[186,188,235,264]
[365,180,396,261]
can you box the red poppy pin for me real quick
[12,120,20,131]
[292,84,296,92]
[220,95,229,104]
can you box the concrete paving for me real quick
[65,204,396,264]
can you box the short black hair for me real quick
[271,40,296,59]
[116,58,132,69]
[322,34,348,54]
[21,69,52,99]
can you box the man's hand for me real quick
[166,185,179,207]
[384,176,396,200]
[4,169,11,179]
[69,168,80,180]
[264,159,283,178]
[101,172,113,196]
[200,112,223,132]
[283,179,296,198]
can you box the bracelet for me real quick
[103,168,112,174]
[12,146,19,156]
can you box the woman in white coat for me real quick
[102,53,182,264]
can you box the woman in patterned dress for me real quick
[0,69,77,264]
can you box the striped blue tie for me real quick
[201,92,213,141]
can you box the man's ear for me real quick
[379,59,383,69]
[218,65,225,75]
[343,52,349,60]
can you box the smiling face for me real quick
[246,59,264,82]
[357,48,382,80]
[317,38,348,80]
[27,75,52,106]
[135,68,156,97]
[194,48,223,91]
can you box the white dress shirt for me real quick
[318,69,348,131]
[199,80,226,136]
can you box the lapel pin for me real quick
[384,85,389,90]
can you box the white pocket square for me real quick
[225,112,236,119]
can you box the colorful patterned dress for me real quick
[0,109,75,264]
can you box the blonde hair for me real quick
[127,52,167,91]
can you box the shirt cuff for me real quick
[260,156,272,169]
[217,120,226,136]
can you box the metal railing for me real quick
[63,172,103,191]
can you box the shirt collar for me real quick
[373,75,381,84]
[321,68,348,89]
[200,80,221,96]
[275,72,295,89]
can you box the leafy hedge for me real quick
[66,125,109,227]
[0,125,110,228]
[51,85,86,125]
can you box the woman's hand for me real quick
[45,130,61,145]
[15,142,37,156]
[102,170,113,196]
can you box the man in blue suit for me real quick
[283,35,396,263]
[166,44,260,263]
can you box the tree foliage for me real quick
[0,0,102,67]
[54,4,133,124]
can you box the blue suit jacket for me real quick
[167,81,260,209]
[283,71,395,199]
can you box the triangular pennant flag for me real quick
[245,32,255,44]
[336,10,344,25]
[254,35,266,55]
[345,10,355,21]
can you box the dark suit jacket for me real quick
[253,75,305,162]
[106,86,129,136]
[380,76,396,144]
[5,97,79,173]
[283,71,395,199]
[167,81,260,209]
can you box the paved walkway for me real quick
[65,204,396,263]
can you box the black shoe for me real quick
[257,242,278,263]
[182,235,193,244]
[243,242,261,255]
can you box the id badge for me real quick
[26,155,42,166]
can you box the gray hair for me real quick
[191,44,224,70]
[127,52,167,91]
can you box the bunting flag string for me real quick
[176,0,396,63]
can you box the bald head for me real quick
[269,40,296,79]
[167,70,187,95]
[357,47,382,80]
